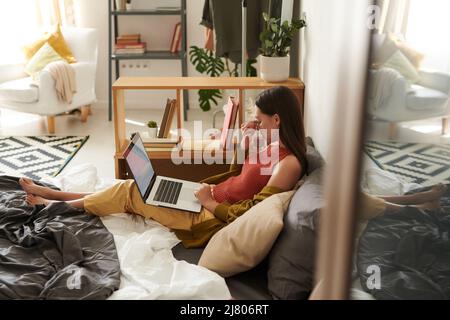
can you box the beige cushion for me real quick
[198,190,295,277]
[384,50,420,84]
[24,42,64,76]
[389,33,424,70]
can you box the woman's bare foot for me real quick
[19,177,58,199]
[410,183,447,204]
[26,193,52,207]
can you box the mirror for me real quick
[352,0,450,300]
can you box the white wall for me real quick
[74,0,207,109]
[299,0,371,161]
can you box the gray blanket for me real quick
[0,176,120,299]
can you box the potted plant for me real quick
[146,120,158,138]
[259,12,306,82]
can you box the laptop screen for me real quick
[123,134,155,198]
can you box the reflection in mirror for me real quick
[353,0,450,300]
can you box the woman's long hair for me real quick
[255,86,308,175]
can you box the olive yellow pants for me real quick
[84,180,215,231]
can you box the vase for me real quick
[115,0,126,10]
[260,55,290,83]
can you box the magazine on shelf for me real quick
[181,97,239,151]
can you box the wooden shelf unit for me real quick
[108,0,188,122]
[112,76,305,180]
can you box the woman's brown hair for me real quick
[255,86,308,175]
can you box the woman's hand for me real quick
[240,120,259,151]
[194,183,219,212]
[240,120,259,133]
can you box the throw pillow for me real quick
[372,33,398,66]
[24,42,64,76]
[267,167,325,300]
[198,190,295,278]
[22,24,76,64]
[389,33,424,70]
[383,50,420,84]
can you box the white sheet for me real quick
[43,164,231,300]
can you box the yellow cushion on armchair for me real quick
[23,24,77,64]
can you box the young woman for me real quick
[19,86,308,248]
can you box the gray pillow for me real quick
[306,145,325,175]
[267,167,325,300]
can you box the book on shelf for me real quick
[114,48,146,54]
[158,98,177,138]
[117,34,141,40]
[170,22,182,53]
[115,42,146,49]
[156,6,181,11]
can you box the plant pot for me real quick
[126,3,132,11]
[260,55,290,83]
[147,127,158,138]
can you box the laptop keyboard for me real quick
[153,179,183,205]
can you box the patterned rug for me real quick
[0,136,89,180]
[365,140,450,187]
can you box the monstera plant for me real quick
[189,46,257,111]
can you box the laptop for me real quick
[123,132,202,213]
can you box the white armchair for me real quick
[368,34,450,139]
[0,27,98,134]
[368,68,450,138]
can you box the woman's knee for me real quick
[84,180,134,216]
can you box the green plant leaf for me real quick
[198,89,222,112]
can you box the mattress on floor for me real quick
[172,243,272,300]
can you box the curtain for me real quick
[377,0,411,35]
[35,0,76,27]
[0,0,76,63]
[406,0,450,74]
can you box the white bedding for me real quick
[43,164,231,300]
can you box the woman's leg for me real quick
[26,193,85,209]
[378,183,447,205]
[19,177,92,201]
[25,179,215,231]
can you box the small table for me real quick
[112,77,305,180]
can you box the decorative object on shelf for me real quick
[189,45,257,111]
[259,12,306,82]
[115,0,126,11]
[146,120,158,138]
[126,0,132,11]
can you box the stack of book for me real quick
[115,34,146,54]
